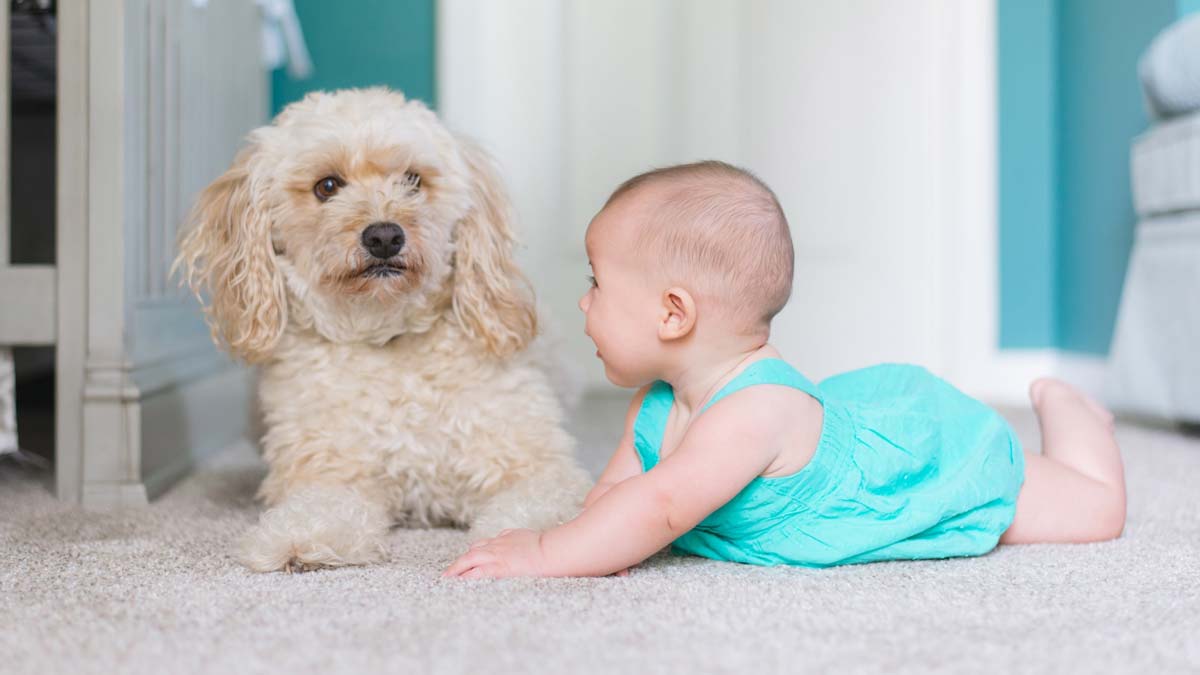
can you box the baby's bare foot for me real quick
[1029,377,1115,431]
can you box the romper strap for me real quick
[701,358,822,414]
[632,381,673,471]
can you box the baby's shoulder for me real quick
[704,377,824,477]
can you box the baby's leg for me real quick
[1000,378,1126,545]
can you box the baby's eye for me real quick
[586,275,597,289]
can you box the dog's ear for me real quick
[450,139,538,358]
[173,144,287,363]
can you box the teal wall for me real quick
[997,0,1059,348]
[1181,0,1200,15]
[998,0,1180,354]
[271,0,436,116]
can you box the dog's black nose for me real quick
[361,222,405,259]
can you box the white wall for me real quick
[440,0,1002,398]
[437,0,574,372]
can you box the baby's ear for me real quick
[173,144,287,363]
[449,138,538,357]
[658,287,698,341]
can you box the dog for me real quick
[175,87,591,573]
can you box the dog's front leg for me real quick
[467,458,592,541]
[238,480,392,573]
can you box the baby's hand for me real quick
[442,528,633,579]
[442,529,548,579]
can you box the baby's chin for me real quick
[598,360,644,389]
[596,356,621,383]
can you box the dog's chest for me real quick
[261,338,528,475]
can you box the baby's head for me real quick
[580,160,793,386]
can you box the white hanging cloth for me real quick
[259,0,314,79]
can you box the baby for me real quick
[444,160,1127,578]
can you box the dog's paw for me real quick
[281,557,329,574]
[466,462,591,542]
[236,484,392,573]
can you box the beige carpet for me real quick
[2,396,1198,674]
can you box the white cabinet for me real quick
[0,0,267,505]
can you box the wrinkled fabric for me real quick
[634,360,1025,568]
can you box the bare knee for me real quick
[1081,485,1126,542]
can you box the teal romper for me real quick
[633,359,1026,567]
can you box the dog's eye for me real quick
[314,176,343,202]
[404,171,421,192]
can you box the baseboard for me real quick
[140,365,253,500]
[579,350,1109,410]
[947,349,1108,408]
[955,350,1058,408]
[142,450,195,501]
[961,350,1107,406]
[80,481,150,509]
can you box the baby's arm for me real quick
[445,387,784,578]
[583,385,651,509]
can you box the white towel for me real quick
[1140,14,1200,120]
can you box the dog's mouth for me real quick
[360,262,407,278]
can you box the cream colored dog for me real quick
[176,87,590,573]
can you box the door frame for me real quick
[55,0,88,502]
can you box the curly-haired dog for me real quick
[175,87,590,573]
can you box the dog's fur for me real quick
[175,88,590,573]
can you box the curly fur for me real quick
[175,88,590,573]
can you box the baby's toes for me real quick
[1028,378,1053,407]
